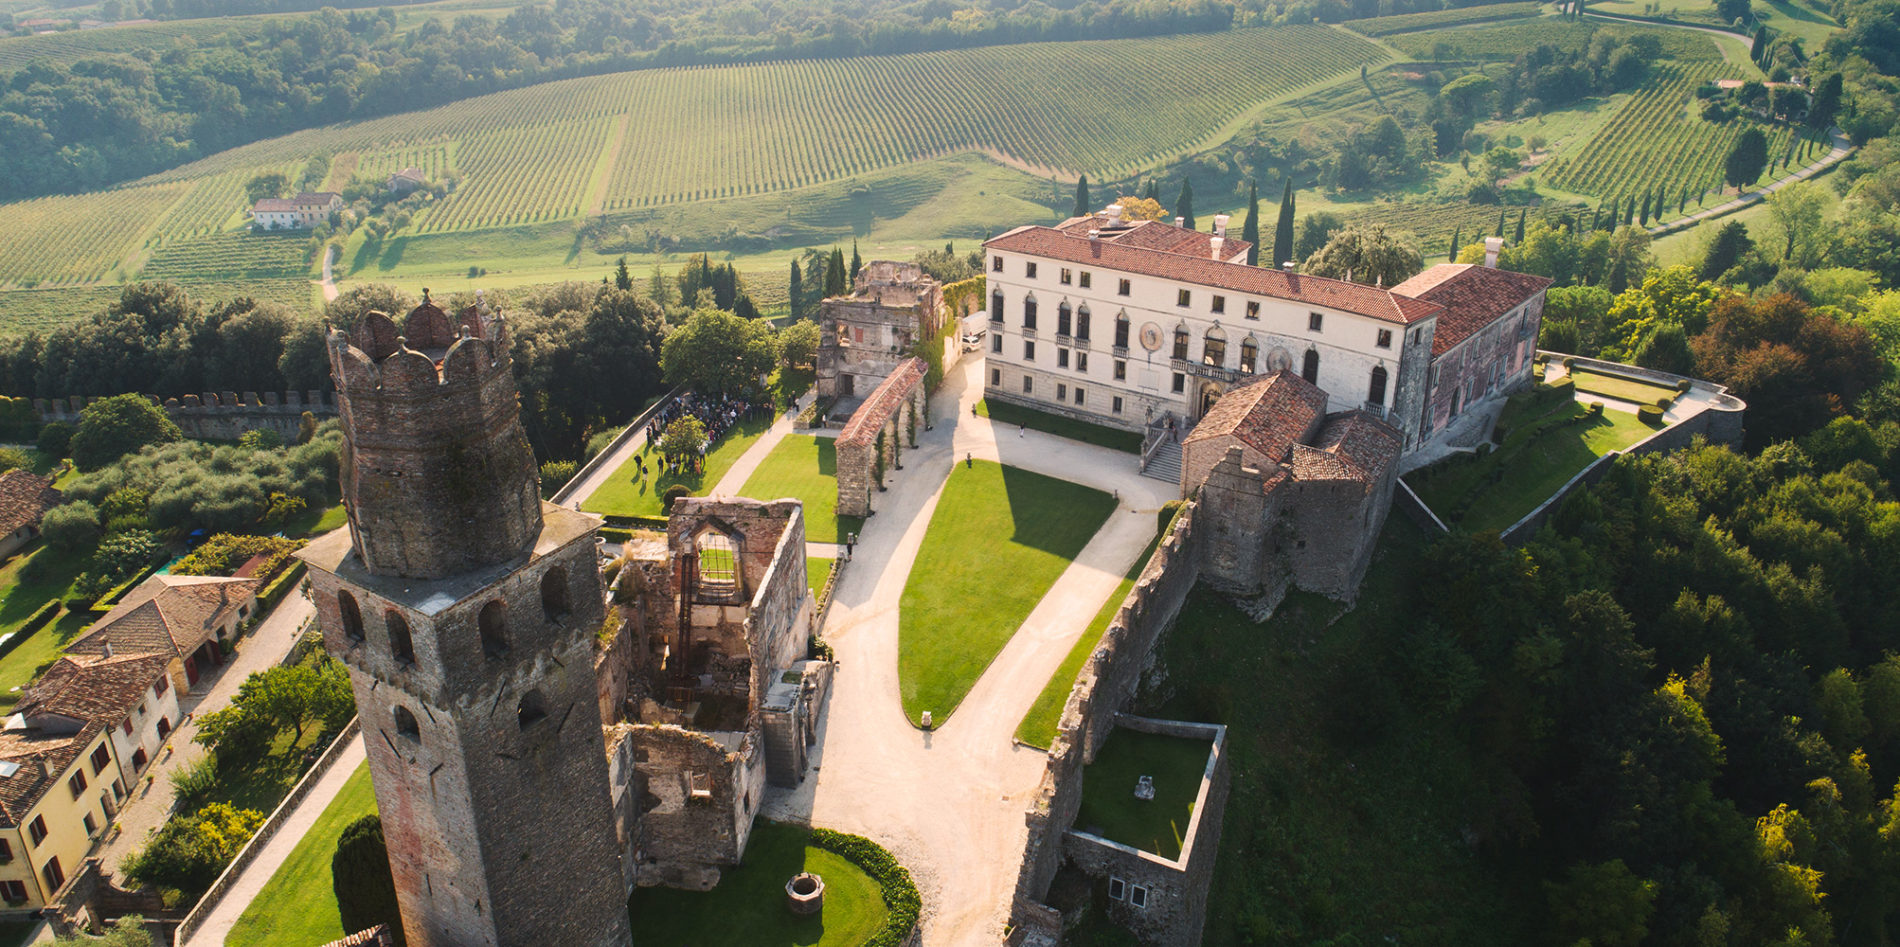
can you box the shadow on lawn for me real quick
[625,822,836,946]
[995,463,1117,559]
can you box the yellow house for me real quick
[0,720,123,911]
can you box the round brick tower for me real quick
[328,292,542,579]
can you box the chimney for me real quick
[1210,236,1225,260]
[1484,236,1504,268]
[1282,261,1297,273]
[102,641,112,659]
[1213,214,1230,237]
[1174,217,1185,229]
[1105,203,1123,222]
[36,757,49,780]
[1088,229,1100,241]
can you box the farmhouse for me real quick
[250,191,342,230]
[63,573,259,692]
[982,207,1549,467]
[0,470,60,560]
[385,168,428,194]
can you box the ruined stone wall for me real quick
[596,603,639,725]
[623,725,763,890]
[35,390,336,442]
[1283,465,1396,603]
[744,504,813,696]
[1013,505,1203,920]
[1179,437,1275,504]
[835,358,927,518]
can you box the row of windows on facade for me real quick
[990,292,1407,358]
[998,339,1393,406]
[7,744,119,903]
[333,568,570,667]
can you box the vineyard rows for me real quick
[0,183,185,287]
[1343,200,1588,255]
[351,143,458,184]
[1542,60,1792,201]
[1345,2,1542,37]
[1387,19,1719,61]
[416,119,613,232]
[0,18,267,71]
[141,232,313,281]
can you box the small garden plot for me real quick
[898,460,1115,725]
[1075,727,1214,861]
[581,413,773,518]
[1565,368,1680,405]
[737,434,864,544]
[225,763,377,947]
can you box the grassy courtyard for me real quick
[1015,533,1164,750]
[226,762,377,947]
[807,557,835,594]
[1075,727,1213,861]
[625,821,887,946]
[581,413,774,518]
[738,435,864,544]
[0,543,93,708]
[975,399,1143,453]
[898,460,1116,726]
[1408,398,1657,534]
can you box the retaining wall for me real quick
[37,391,336,443]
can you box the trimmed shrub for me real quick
[1676,379,1693,393]
[1655,396,1674,409]
[333,815,402,945]
[1639,404,1665,425]
[1587,401,1605,416]
[661,484,693,510]
[1547,377,1575,396]
[1562,356,1576,370]
[809,829,921,947]
[172,533,305,579]
[258,561,308,611]
[600,527,634,543]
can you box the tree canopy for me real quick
[660,307,777,395]
[1301,224,1422,287]
[70,393,183,472]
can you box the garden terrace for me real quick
[1074,725,1219,861]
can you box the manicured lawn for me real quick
[807,557,835,595]
[1015,534,1164,750]
[225,762,377,947]
[898,460,1115,725]
[1565,369,1678,405]
[581,413,774,518]
[1408,399,1657,533]
[283,502,349,538]
[738,435,863,544]
[199,724,335,815]
[1075,727,1214,861]
[625,821,886,946]
[975,399,1142,453]
[0,543,91,708]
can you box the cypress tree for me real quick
[1495,209,1507,237]
[826,248,846,297]
[1273,179,1296,267]
[1143,179,1159,201]
[1679,183,1690,215]
[1751,26,1768,63]
[1514,209,1526,243]
[850,240,862,280]
[1240,181,1261,266]
[1448,226,1462,261]
[614,256,632,291]
[1175,179,1196,230]
[1639,190,1652,225]
[1073,175,1091,218]
[1625,196,1637,226]
[788,260,803,321]
[334,816,401,944]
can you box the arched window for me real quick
[517,690,547,730]
[479,600,508,659]
[697,531,738,592]
[1202,329,1227,367]
[540,567,569,624]
[338,592,364,645]
[385,610,415,666]
[1022,296,1038,330]
[1076,306,1091,341]
[1172,328,1189,361]
[1057,302,1072,337]
[393,705,420,741]
[1114,313,1130,349]
[1240,338,1258,374]
[1302,349,1320,384]
[990,290,1004,323]
[1368,365,1388,406]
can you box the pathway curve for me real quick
[179,736,367,947]
[317,246,339,304]
[764,355,1179,945]
[93,592,315,876]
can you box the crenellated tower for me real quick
[297,293,633,947]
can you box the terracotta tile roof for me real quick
[1054,216,1253,262]
[1390,264,1552,356]
[253,192,339,212]
[66,574,259,661]
[837,358,927,449]
[1185,371,1328,465]
[1292,411,1401,483]
[0,470,60,537]
[0,719,105,826]
[987,226,1443,326]
[18,653,168,731]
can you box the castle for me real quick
[296,294,827,946]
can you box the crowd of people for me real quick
[639,390,773,475]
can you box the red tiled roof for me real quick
[1292,411,1401,483]
[0,470,60,537]
[986,226,1443,326]
[0,719,105,826]
[1054,216,1252,262]
[322,926,395,947]
[19,653,169,730]
[1390,264,1552,356]
[837,358,927,448]
[1185,371,1328,465]
[66,574,260,661]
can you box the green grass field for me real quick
[898,460,1115,725]
[624,821,887,946]
[975,399,1143,453]
[1566,368,1680,403]
[225,762,378,947]
[807,557,836,595]
[737,435,864,544]
[1015,534,1163,750]
[0,543,93,709]
[580,414,774,518]
[1075,727,1214,860]
[1407,399,1658,533]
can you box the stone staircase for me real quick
[1142,439,1182,483]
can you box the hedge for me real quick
[257,561,307,611]
[0,600,62,661]
[89,559,165,612]
[809,829,921,947]
[1639,404,1665,425]
[600,527,634,543]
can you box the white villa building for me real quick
[981,206,1551,466]
[251,192,343,230]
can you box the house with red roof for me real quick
[0,470,61,561]
[64,573,260,692]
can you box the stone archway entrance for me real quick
[1196,381,1226,422]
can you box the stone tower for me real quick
[296,295,632,947]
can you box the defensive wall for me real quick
[835,358,928,518]
[35,390,337,442]
[1011,503,1205,944]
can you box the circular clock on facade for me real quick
[1139,322,1163,352]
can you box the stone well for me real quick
[786,872,825,916]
